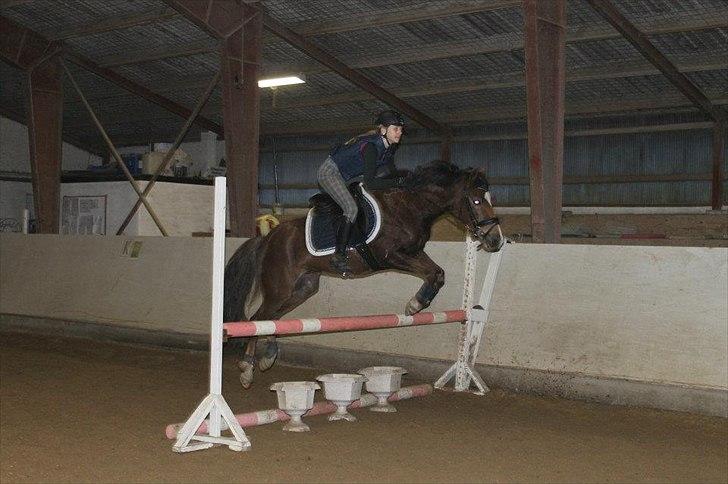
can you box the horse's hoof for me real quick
[405,297,423,316]
[238,361,254,389]
[257,343,279,372]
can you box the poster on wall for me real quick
[61,195,107,235]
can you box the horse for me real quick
[223,159,505,388]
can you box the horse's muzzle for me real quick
[477,223,505,252]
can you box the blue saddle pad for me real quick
[305,185,382,256]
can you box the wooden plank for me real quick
[523,0,566,243]
[585,0,725,123]
[220,9,262,238]
[258,173,724,191]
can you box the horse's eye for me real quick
[473,199,481,205]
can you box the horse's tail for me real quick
[223,236,266,322]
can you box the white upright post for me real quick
[435,236,506,394]
[173,177,251,453]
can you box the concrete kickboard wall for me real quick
[1,234,726,394]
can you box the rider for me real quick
[317,109,408,273]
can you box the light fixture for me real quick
[258,75,306,88]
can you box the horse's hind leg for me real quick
[237,339,257,389]
[256,272,321,372]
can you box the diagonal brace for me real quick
[61,60,169,236]
[116,70,221,235]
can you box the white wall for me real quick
[116,131,224,178]
[1,234,725,392]
[61,182,139,236]
[0,179,218,236]
[0,180,32,229]
[0,117,101,173]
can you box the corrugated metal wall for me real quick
[260,118,726,207]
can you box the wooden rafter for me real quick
[65,53,223,134]
[289,0,520,35]
[97,40,218,67]
[164,0,449,135]
[586,0,725,123]
[260,92,728,135]
[273,9,728,75]
[0,104,106,156]
[49,7,178,40]
[269,54,728,110]
[0,15,223,136]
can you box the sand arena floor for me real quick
[1,331,726,483]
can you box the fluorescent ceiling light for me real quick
[258,75,306,88]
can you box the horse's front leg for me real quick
[386,251,445,315]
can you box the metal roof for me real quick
[1,0,726,152]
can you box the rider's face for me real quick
[380,125,403,145]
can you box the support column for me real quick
[523,0,566,243]
[27,53,63,233]
[711,122,726,210]
[221,9,262,237]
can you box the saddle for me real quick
[305,183,382,269]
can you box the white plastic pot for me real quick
[316,373,367,421]
[270,381,320,431]
[358,367,407,412]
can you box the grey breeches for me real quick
[317,157,358,223]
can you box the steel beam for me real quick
[585,0,724,124]
[26,52,63,233]
[523,0,566,244]
[712,122,726,210]
[220,7,262,237]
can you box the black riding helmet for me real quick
[375,110,405,127]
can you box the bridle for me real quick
[464,189,500,239]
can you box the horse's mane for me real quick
[406,160,488,190]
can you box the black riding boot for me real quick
[331,219,353,275]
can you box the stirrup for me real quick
[330,253,350,277]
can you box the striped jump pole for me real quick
[166,384,433,439]
[223,309,471,338]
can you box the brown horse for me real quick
[224,160,505,388]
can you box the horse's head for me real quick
[451,168,505,252]
[409,161,505,252]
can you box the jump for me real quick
[224,159,505,388]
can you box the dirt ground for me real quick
[1,331,726,484]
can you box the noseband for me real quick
[465,194,500,238]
